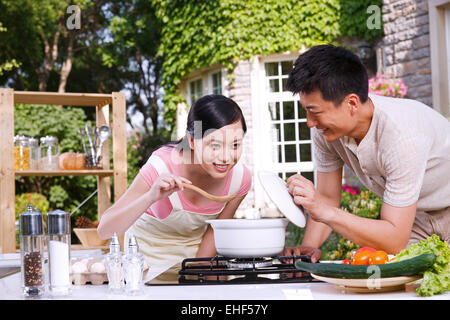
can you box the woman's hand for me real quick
[150,174,192,202]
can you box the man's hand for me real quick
[287,174,335,224]
[281,245,322,263]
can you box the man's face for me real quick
[299,90,355,142]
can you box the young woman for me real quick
[97,94,252,282]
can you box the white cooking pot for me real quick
[206,218,289,258]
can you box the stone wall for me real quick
[381,0,433,106]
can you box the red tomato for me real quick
[342,259,351,265]
[351,250,372,265]
[368,250,389,265]
[355,246,376,255]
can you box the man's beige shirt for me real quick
[312,94,450,212]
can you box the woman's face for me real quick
[189,121,245,179]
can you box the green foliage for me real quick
[127,128,172,184]
[285,186,383,260]
[15,193,50,220]
[151,0,384,128]
[339,0,383,44]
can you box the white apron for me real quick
[125,155,244,282]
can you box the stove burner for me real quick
[173,255,316,285]
[226,257,273,269]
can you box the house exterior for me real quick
[175,0,450,218]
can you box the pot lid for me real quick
[257,171,306,228]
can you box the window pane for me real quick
[190,79,203,105]
[285,172,298,179]
[278,145,283,163]
[281,61,293,75]
[212,72,222,94]
[269,79,279,92]
[265,62,278,76]
[301,171,314,183]
[196,80,203,96]
[268,102,280,120]
[298,122,310,140]
[298,102,306,119]
[283,101,295,120]
[284,123,295,141]
[300,144,312,161]
[284,144,297,162]
[282,78,289,92]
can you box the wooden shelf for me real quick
[15,170,114,177]
[0,89,128,253]
[14,91,112,107]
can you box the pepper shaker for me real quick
[123,234,144,295]
[19,205,45,297]
[47,209,71,296]
[105,233,124,293]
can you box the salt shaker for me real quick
[19,205,45,297]
[105,233,123,293]
[123,234,144,295]
[47,209,71,296]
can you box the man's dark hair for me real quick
[286,44,369,105]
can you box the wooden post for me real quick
[96,104,111,219]
[111,92,127,203]
[0,89,16,253]
[112,92,127,248]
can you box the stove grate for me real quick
[178,255,316,285]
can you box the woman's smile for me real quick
[213,163,230,172]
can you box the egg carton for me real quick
[70,257,149,286]
[70,257,107,286]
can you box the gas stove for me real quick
[147,255,317,286]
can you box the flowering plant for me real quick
[369,74,407,98]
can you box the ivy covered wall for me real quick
[151,0,384,128]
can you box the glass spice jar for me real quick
[39,136,59,170]
[14,135,30,171]
[28,137,39,170]
[19,205,45,297]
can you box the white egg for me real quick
[90,261,106,273]
[71,261,88,273]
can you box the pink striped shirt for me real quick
[139,146,252,219]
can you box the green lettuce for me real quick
[391,234,450,296]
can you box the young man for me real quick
[283,44,450,262]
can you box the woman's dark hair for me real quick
[169,94,247,149]
[286,44,369,105]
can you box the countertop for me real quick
[1,251,448,300]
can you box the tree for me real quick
[0,0,109,93]
[0,22,20,75]
[100,0,164,134]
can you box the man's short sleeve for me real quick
[311,127,344,172]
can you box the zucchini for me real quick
[295,253,436,279]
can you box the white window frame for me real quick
[429,0,450,117]
[255,55,314,180]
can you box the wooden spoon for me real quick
[182,182,237,203]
